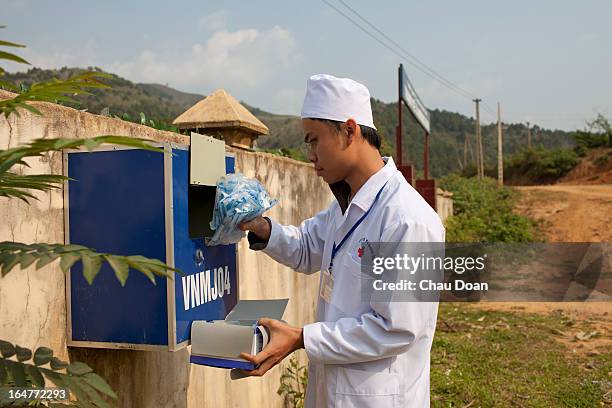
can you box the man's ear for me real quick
[344,118,358,145]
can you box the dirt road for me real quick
[515,184,612,242]
[474,184,612,355]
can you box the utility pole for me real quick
[463,133,468,168]
[526,121,531,149]
[396,66,403,166]
[473,98,483,179]
[497,102,503,186]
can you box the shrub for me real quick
[504,147,579,184]
[438,175,542,243]
[573,130,608,149]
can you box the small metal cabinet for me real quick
[64,139,238,351]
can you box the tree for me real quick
[587,113,612,148]
[0,27,178,407]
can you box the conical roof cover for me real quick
[173,89,268,135]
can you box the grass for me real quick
[431,304,611,407]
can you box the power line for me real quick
[322,0,484,105]
[334,0,477,101]
[323,0,497,116]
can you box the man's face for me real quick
[302,118,351,184]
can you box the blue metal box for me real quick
[64,143,239,351]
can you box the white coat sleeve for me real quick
[261,205,334,275]
[302,219,444,364]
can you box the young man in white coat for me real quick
[238,74,445,407]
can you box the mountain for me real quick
[3,67,577,177]
[3,67,202,122]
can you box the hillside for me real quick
[558,148,612,184]
[3,67,202,122]
[3,67,577,177]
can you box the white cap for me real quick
[300,74,376,130]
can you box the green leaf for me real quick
[0,50,30,65]
[126,258,156,285]
[54,244,88,253]
[0,188,38,202]
[35,252,60,270]
[42,369,66,387]
[59,252,80,273]
[7,360,27,386]
[81,254,103,285]
[29,243,52,253]
[83,372,117,399]
[1,253,19,276]
[0,359,7,384]
[49,357,68,371]
[0,242,31,251]
[26,365,45,387]
[33,347,53,366]
[62,377,96,408]
[106,255,129,286]
[0,340,15,358]
[15,101,42,116]
[76,379,113,408]
[84,138,98,151]
[0,40,26,48]
[15,345,32,362]
[52,139,83,150]
[67,362,93,376]
[0,253,12,268]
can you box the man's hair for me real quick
[310,118,381,150]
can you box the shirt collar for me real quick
[348,156,396,212]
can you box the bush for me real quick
[573,144,588,157]
[573,130,608,149]
[504,147,579,184]
[438,175,542,243]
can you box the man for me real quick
[238,74,444,407]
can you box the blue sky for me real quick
[2,0,611,130]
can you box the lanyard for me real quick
[329,180,389,271]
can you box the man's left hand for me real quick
[239,318,304,377]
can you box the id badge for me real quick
[319,268,334,303]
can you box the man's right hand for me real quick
[239,216,271,241]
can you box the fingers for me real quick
[239,355,278,377]
[244,356,277,377]
[237,221,250,231]
[239,347,271,366]
[238,216,263,232]
[257,317,276,328]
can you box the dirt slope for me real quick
[476,184,612,355]
[515,184,612,242]
[559,147,612,185]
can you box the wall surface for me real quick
[0,93,332,407]
[436,188,454,224]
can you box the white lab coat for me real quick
[262,157,445,407]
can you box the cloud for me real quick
[108,25,300,92]
[273,87,304,114]
[199,10,228,32]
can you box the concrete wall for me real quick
[436,188,454,225]
[0,93,332,407]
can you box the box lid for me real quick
[190,132,226,186]
[225,299,288,323]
